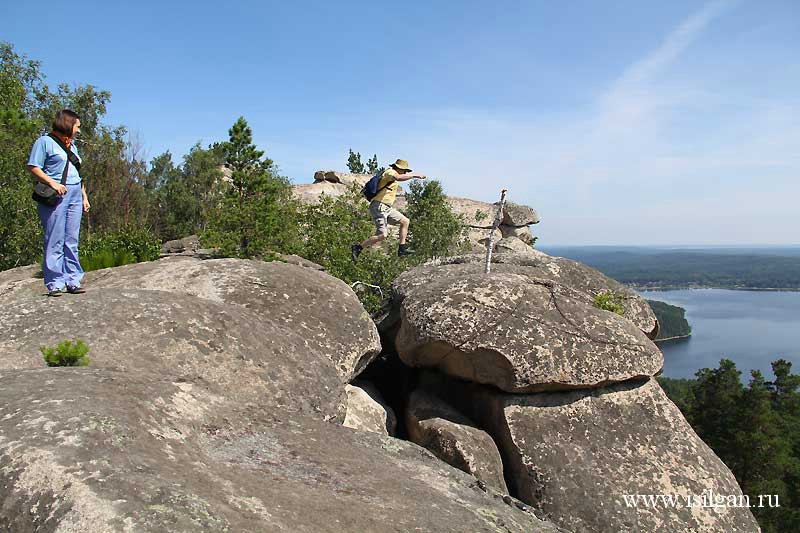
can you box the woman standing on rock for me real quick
[27,110,91,297]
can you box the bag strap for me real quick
[47,133,82,172]
[374,172,393,195]
[58,156,69,185]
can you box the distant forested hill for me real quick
[541,247,800,289]
[647,299,691,341]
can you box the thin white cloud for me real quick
[287,0,799,244]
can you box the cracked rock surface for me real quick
[393,255,662,392]
[459,379,761,533]
[0,369,563,533]
[2,256,381,384]
[0,258,565,532]
[393,252,658,339]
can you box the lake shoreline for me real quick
[632,285,800,292]
[638,288,800,380]
[655,334,692,343]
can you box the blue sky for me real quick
[3,0,798,245]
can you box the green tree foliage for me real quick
[0,43,47,269]
[80,225,161,269]
[298,188,405,312]
[656,376,694,413]
[366,154,383,174]
[297,180,466,313]
[40,339,91,367]
[659,359,800,532]
[347,149,383,174]
[0,42,159,269]
[347,148,365,173]
[404,180,468,259]
[690,359,744,461]
[151,144,224,241]
[647,299,692,340]
[202,117,302,258]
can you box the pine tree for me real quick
[689,358,743,464]
[202,117,301,258]
[347,148,365,173]
[366,154,384,174]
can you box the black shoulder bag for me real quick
[32,134,82,207]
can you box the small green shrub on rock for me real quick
[80,226,161,272]
[593,290,625,316]
[41,339,91,367]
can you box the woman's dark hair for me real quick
[52,109,80,137]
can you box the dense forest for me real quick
[647,299,692,340]
[545,247,800,289]
[659,359,800,532]
[0,42,466,312]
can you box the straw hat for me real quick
[391,159,412,172]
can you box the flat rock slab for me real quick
[395,251,658,338]
[2,257,381,384]
[467,379,760,533]
[0,369,563,533]
[395,266,662,392]
[0,288,345,419]
[406,389,508,493]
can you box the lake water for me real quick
[638,289,800,380]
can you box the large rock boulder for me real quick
[0,257,381,417]
[499,225,535,245]
[0,368,563,532]
[394,252,658,338]
[161,234,200,255]
[494,236,536,255]
[92,257,380,383]
[406,388,508,493]
[459,378,760,533]
[0,288,347,419]
[500,202,540,226]
[393,255,662,393]
[445,196,498,228]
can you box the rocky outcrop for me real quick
[313,170,373,188]
[386,251,758,532]
[343,381,397,436]
[293,172,540,252]
[500,201,540,226]
[445,196,539,252]
[0,257,561,532]
[393,252,658,338]
[92,256,379,382]
[0,368,562,533]
[392,252,662,392]
[494,236,536,254]
[459,379,761,533]
[161,234,201,255]
[499,225,536,245]
[406,388,508,493]
[292,180,354,204]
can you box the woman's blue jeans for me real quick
[37,183,84,291]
